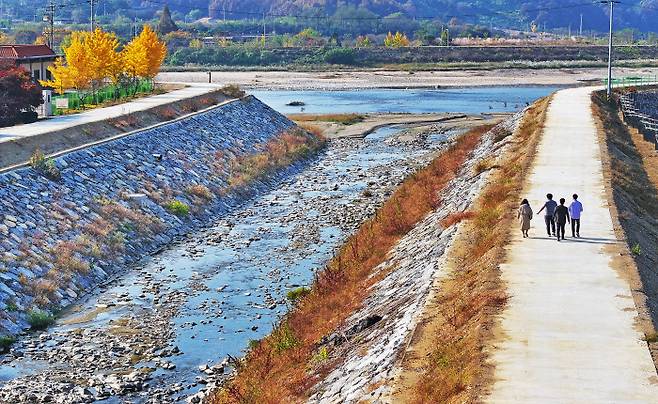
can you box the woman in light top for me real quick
[518,199,533,238]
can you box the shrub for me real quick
[30,149,61,181]
[165,200,190,217]
[631,243,642,256]
[286,287,310,305]
[0,335,15,353]
[158,107,177,120]
[221,84,246,99]
[27,310,55,330]
[187,184,213,200]
[312,346,329,363]
[323,47,356,65]
[20,110,38,124]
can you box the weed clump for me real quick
[221,84,246,99]
[165,200,190,217]
[187,184,213,201]
[226,128,326,190]
[286,287,310,305]
[0,335,15,353]
[30,149,61,181]
[27,310,55,330]
[631,243,642,256]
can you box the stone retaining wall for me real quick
[0,96,308,336]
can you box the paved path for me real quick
[487,87,658,403]
[0,83,220,143]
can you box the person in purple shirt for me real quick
[569,194,583,238]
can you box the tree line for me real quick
[40,25,167,107]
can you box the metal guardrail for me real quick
[604,75,658,88]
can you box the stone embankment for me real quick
[307,114,522,403]
[0,96,317,337]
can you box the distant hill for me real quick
[0,0,657,38]
[205,0,658,33]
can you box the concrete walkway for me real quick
[0,83,220,143]
[487,87,658,403]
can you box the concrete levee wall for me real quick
[0,96,308,335]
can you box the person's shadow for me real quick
[529,236,618,245]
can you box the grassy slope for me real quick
[394,95,551,403]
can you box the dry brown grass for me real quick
[226,128,326,190]
[297,123,324,138]
[187,184,214,201]
[208,124,493,404]
[402,96,551,403]
[440,211,476,228]
[158,107,177,120]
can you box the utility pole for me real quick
[88,0,95,31]
[601,0,619,99]
[46,0,55,49]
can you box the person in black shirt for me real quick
[554,198,571,241]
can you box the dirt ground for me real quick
[157,67,658,90]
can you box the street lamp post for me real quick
[602,0,619,99]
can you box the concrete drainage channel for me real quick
[0,118,469,403]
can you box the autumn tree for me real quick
[384,31,411,47]
[0,60,43,126]
[85,28,123,100]
[122,25,167,93]
[355,35,373,48]
[41,31,93,106]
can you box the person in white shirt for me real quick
[569,194,583,237]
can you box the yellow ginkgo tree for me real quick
[384,31,411,47]
[41,31,94,107]
[85,28,123,100]
[122,25,167,94]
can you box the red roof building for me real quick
[0,44,57,81]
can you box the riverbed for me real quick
[0,121,466,403]
[0,87,558,403]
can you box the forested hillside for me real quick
[1,0,657,34]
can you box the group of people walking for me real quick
[518,194,583,241]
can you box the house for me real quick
[0,44,57,82]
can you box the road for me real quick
[0,83,220,144]
[487,87,658,402]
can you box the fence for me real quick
[618,89,658,149]
[604,75,658,89]
[50,80,154,116]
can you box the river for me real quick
[0,86,558,403]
